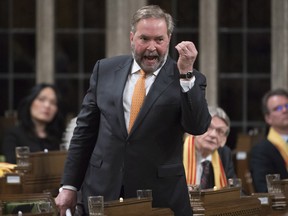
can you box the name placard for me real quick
[6,175,21,184]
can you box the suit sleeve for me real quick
[61,61,101,189]
[180,69,211,135]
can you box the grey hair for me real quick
[131,5,175,36]
[208,106,230,135]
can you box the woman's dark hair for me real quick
[17,83,66,142]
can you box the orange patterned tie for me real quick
[128,69,146,132]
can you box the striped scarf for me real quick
[267,127,288,170]
[183,135,228,189]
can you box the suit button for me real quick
[120,164,124,172]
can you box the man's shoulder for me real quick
[94,55,132,71]
[218,145,232,154]
[100,55,132,64]
[253,138,271,147]
[217,146,233,161]
[251,139,275,154]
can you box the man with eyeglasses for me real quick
[183,106,237,190]
[250,88,288,192]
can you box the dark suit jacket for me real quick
[205,146,237,189]
[61,55,211,216]
[250,138,288,192]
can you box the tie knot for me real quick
[201,160,210,167]
[140,69,146,77]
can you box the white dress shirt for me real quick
[123,60,195,130]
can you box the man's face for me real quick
[265,95,288,132]
[130,18,171,74]
[195,116,229,156]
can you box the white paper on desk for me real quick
[258,197,269,205]
[6,175,21,184]
[236,151,247,160]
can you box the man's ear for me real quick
[219,137,227,147]
[264,114,271,125]
[130,32,134,43]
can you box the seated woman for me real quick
[2,83,66,164]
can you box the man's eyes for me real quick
[140,37,164,42]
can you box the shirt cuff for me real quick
[180,76,195,92]
[59,185,78,192]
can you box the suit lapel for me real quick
[113,58,133,137]
[128,58,175,135]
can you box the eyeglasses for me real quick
[207,125,229,137]
[271,103,288,112]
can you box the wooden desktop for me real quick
[1,149,288,215]
[0,150,67,195]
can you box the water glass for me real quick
[144,189,152,199]
[266,174,280,194]
[136,190,144,199]
[15,146,30,167]
[37,201,51,213]
[228,178,242,188]
[188,184,201,202]
[136,189,152,199]
[88,196,104,216]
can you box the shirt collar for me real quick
[131,59,162,77]
[281,134,288,143]
[196,150,212,163]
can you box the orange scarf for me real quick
[267,127,288,170]
[183,135,228,189]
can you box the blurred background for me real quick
[0,0,287,151]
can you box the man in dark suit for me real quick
[183,106,237,190]
[55,5,211,216]
[250,88,288,192]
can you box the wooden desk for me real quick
[0,174,22,194]
[22,150,67,194]
[104,198,173,216]
[0,150,67,195]
[204,196,261,216]
[196,187,262,216]
[104,192,263,216]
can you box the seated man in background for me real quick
[183,106,237,190]
[250,88,288,192]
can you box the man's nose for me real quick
[147,41,156,51]
[209,128,218,136]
